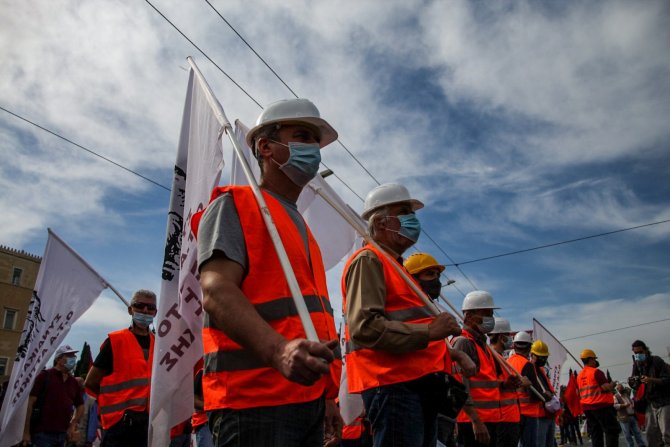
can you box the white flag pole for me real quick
[186,57,319,342]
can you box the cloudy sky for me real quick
[2,0,669,382]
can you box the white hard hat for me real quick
[361,183,424,220]
[245,98,338,149]
[462,290,499,311]
[513,331,532,344]
[489,317,511,334]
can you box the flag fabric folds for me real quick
[149,65,224,447]
[564,368,583,416]
[532,318,568,391]
[0,230,107,447]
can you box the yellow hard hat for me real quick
[580,349,597,359]
[531,340,550,357]
[404,253,445,275]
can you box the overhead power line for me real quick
[449,219,670,267]
[0,105,171,191]
[560,317,670,341]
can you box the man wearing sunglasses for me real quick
[85,289,157,447]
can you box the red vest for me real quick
[498,352,521,422]
[454,330,501,423]
[199,186,340,410]
[342,245,450,393]
[507,353,543,417]
[98,329,154,429]
[577,366,612,407]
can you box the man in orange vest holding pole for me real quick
[489,318,522,447]
[196,99,342,447]
[85,289,157,447]
[507,331,544,447]
[342,184,464,447]
[452,291,519,447]
[577,349,621,447]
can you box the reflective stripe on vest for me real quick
[98,329,154,429]
[577,366,612,407]
[507,353,544,417]
[201,186,341,410]
[342,244,450,393]
[498,355,521,422]
[454,330,501,423]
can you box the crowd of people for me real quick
[13,98,670,447]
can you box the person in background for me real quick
[85,289,157,447]
[23,344,84,447]
[577,349,620,447]
[614,383,647,447]
[629,339,670,446]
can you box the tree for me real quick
[74,342,92,379]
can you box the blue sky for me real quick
[1,0,669,383]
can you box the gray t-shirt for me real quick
[197,189,310,272]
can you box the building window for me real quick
[12,268,22,286]
[3,309,18,330]
[0,358,7,376]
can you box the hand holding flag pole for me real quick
[186,57,319,342]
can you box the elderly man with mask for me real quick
[85,289,157,447]
[342,184,465,447]
[195,99,342,447]
[451,291,520,447]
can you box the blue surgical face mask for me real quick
[270,141,322,187]
[478,316,496,334]
[64,356,77,371]
[503,336,513,350]
[387,214,421,242]
[634,353,647,362]
[133,312,154,328]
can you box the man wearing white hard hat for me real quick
[507,331,544,447]
[342,183,463,447]
[195,99,342,447]
[488,318,522,447]
[23,345,83,447]
[451,291,519,446]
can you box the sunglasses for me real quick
[131,302,157,311]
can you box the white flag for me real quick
[533,318,568,391]
[0,230,107,447]
[150,64,224,447]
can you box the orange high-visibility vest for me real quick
[577,366,612,407]
[199,186,340,410]
[342,417,365,440]
[507,353,544,417]
[498,354,521,422]
[536,364,556,418]
[98,329,154,429]
[342,244,450,393]
[454,329,501,423]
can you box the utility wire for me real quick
[0,105,171,191]
[202,0,382,189]
[448,219,670,267]
[560,317,670,341]
[144,0,262,109]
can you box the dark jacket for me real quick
[631,355,670,408]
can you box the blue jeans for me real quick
[519,415,539,447]
[620,415,646,447]
[537,417,555,447]
[195,424,215,447]
[209,397,325,447]
[361,378,438,447]
[32,432,67,447]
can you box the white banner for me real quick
[0,230,107,447]
[150,65,224,447]
[532,318,568,391]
